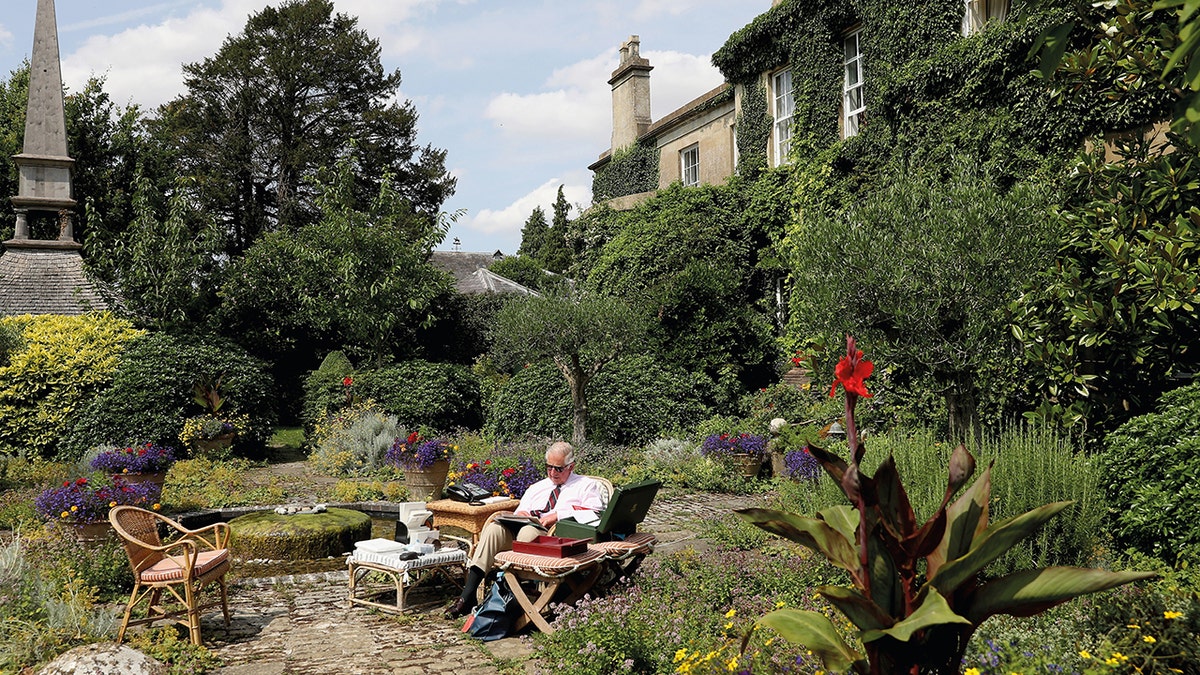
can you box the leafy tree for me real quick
[517,206,549,260]
[585,180,782,408]
[1011,134,1200,438]
[153,0,455,252]
[217,155,453,383]
[491,293,647,444]
[488,255,569,295]
[789,161,1059,440]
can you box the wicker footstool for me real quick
[347,547,469,613]
[492,547,608,633]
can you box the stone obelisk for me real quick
[0,0,107,315]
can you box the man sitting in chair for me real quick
[445,441,605,619]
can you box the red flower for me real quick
[407,431,419,445]
[75,477,88,486]
[791,351,806,366]
[343,376,353,387]
[830,335,873,399]
[62,480,70,487]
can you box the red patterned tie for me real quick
[534,486,561,516]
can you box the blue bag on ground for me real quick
[467,571,521,641]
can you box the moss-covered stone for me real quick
[228,507,371,560]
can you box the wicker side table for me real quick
[426,499,519,544]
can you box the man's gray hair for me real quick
[546,441,575,466]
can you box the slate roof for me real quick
[0,246,110,316]
[430,250,538,296]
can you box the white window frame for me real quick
[680,143,700,186]
[772,68,794,166]
[843,29,865,138]
[962,0,1010,36]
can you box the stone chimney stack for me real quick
[608,35,653,151]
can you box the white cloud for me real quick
[463,176,590,238]
[0,24,13,51]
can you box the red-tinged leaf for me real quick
[819,505,859,549]
[736,508,861,574]
[930,501,1073,596]
[963,567,1159,624]
[758,609,867,674]
[817,585,893,632]
[873,455,917,540]
[927,462,992,580]
[808,443,848,486]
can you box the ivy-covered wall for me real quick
[590,141,659,201]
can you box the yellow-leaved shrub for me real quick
[0,313,143,458]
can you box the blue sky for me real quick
[0,0,769,254]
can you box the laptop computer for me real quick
[554,479,661,542]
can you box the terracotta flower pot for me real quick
[731,453,764,480]
[403,459,451,501]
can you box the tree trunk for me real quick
[559,363,590,446]
[945,373,980,444]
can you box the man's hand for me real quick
[539,511,559,529]
[514,510,531,517]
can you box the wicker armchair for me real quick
[108,505,232,645]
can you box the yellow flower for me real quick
[60,511,69,518]
[674,648,688,662]
[1127,624,1140,629]
[152,503,161,511]
[1144,635,1157,643]
[1079,650,1092,659]
[965,669,981,675]
[725,608,737,618]
[726,657,739,671]
[775,600,786,609]
[70,505,78,512]
[1164,610,1184,620]
[724,622,733,630]
[1113,652,1129,662]
[109,501,117,507]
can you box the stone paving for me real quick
[200,489,762,675]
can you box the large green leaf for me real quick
[861,590,970,643]
[819,505,859,548]
[758,609,865,673]
[963,567,1159,624]
[736,508,860,573]
[930,501,1073,596]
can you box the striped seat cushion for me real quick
[589,532,656,560]
[140,549,230,583]
[350,548,468,571]
[495,547,606,578]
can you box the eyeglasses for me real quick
[545,462,573,473]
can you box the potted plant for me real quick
[386,432,456,500]
[700,432,768,479]
[34,476,162,541]
[179,375,250,457]
[90,442,177,485]
[447,457,542,499]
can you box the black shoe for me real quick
[444,596,473,620]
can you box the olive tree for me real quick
[491,293,647,444]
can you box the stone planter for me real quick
[193,434,234,457]
[403,459,451,501]
[114,471,167,487]
[769,452,788,480]
[730,453,764,480]
[70,520,113,542]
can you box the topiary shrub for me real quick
[1098,381,1200,565]
[486,355,711,445]
[60,332,277,460]
[0,313,144,459]
[353,360,483,432]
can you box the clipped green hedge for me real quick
[0,313,144,458]
[61,332,277,459]
[1098,382,1200,565]
[305,358,483,433]
[486,355,711,445]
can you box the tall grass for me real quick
[809,426,1105,574]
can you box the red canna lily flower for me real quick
[830,335,873,399]
[343,376,353,387]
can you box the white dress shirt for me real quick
[516,472,605,517]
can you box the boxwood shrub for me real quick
[486,354,711,445]
[305,358,484,434]
[1098,381,1200,565]
[61,332,277,459]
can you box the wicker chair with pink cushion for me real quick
[108,505,232,645]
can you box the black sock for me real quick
[460,565,485,604]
